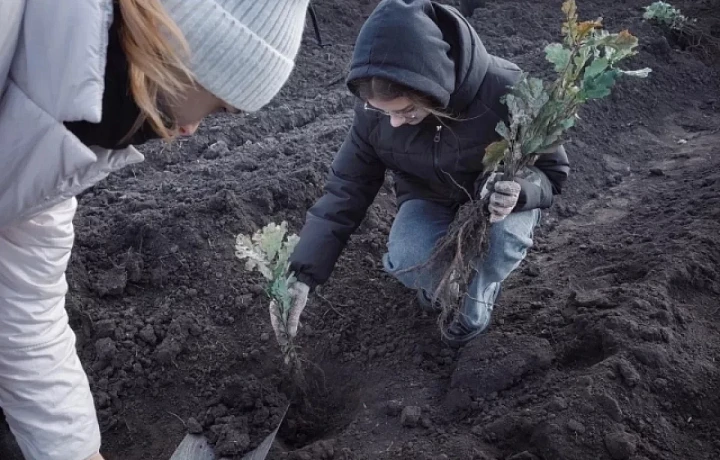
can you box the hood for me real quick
[346,0,490,113]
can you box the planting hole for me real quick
[277,364,361,449]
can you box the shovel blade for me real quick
[241,404,289,460]
[170,404,288,460]
[170,434,216,460]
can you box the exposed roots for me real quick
[657,2,720,63]
[399,197,492,330]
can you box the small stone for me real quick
[94,320,116,339]
[548,397,568,412]
[605,432,637,460]
[260,333,270,342]
[187,417,203,434]
[567,419,586,434]
[617,359,641,387]
[401,406,422,427]
[203,141,230,159]
[383,400,403,417]
[95,338,117,364]
[139,325,157,345]
[95,391,110,409]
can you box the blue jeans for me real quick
[383,200,540,329]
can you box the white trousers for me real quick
[0,198,100,460]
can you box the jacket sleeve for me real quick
[289,109,386,289]
[514,144,571,211]
[0,0,24,96]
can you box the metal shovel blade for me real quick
[170,434,215,460]
[169,404,289,460]
[241,404,289,460]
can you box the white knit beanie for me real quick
[161,0,310,112]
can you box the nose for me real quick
[389,115,406,128]
[178,122,200,136]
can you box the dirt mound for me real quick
[2,0,720,459]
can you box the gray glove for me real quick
[269,281,309,348]
[478,172,521,223]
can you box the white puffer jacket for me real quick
[1,1,139,458]
[0,0,144,229]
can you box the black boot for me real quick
[441,286,502,348]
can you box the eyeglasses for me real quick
[363,102,420,120]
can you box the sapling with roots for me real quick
[418,0,652,328]
[235,222,302,371]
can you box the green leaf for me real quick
[583,58,609,80]
[522,136,545,156]
[545,43,572,72]
[560,116,576,130]
[495,121,511,140]
[483,140,508,173]
[582,69,619,99]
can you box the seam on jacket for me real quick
[94,0,113,123]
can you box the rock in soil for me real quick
[401,406,422,427]
[616,358,641,387]
[187,417,203,435]
[383,400,403,417]
[604,432,638,460]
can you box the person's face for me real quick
[167,84,239,136]
[365,97,430,127]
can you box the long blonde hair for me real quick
[117,0,194,141]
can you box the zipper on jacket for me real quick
[432,125,446,184]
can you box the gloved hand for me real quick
[269,281,310,348]
[478,172,521,223]
[489,180,521,223]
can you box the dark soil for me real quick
[2,0,720,459]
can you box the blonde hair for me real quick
[117,0,195,141]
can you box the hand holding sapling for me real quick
[235,222,303,368]
[269,281,309,351]
[418,0,652,329]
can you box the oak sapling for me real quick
[643,1,693,31]
[642,1,718,58]
[420,0,652,328]
[235,222,302,370]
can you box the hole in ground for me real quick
[276,363,362,450]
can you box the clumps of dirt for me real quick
[192,374,289,457]
[451,333,555,399]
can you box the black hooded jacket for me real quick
[290,0,570,289]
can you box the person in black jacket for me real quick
[277,0,570,348]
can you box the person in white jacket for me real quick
[0,0,309,459]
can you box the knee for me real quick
[383,242,433,288]
[490,209,538,251]
[383,243,428,273]
[481,210,539,282]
